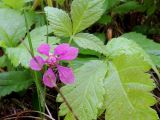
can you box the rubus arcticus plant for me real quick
[0,0,160,120]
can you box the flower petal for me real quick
[37,43,50,56]
[59,47,78,61]
[29,56,45,71]
[54,43,78,61]
[54,43,70,55]
[57,65,75,84]
[43,68,56,88]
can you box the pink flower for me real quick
[29,43,79,88]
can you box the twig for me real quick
[2,110,54,120]
[45,103,53,119]
[4,116,46,120]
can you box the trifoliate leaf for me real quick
[71,0,104,34]
[45,7,72,37]
[57,60,107,120]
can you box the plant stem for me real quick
[32,0,40,10]
[68,36,73,44]
[46,18,49,43]
[46,0,53,6]
[24,11,34,53]
[40,0,44,10]
[34,72,42,110]
[24,10,43,112]
[54,85,79,120]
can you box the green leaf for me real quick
[56,0,65,5]
[0,71,33,97]
[107,36,160,83]
[71,0,104,34]
[73,33,107,55]
[45,7,72,37]
[0,8,26,46]
[0,55,8,67]
[122,32,160,67]
[113,1,142,14]
[104,55,158,120]
[94,33,106,43]
[64,113,75,120]
[57,60,107,120]
[147,4,156,16]
[2,0,25,10]
[98,15,112,25]
[106,37,146,58]
[104,37,158,119]
[6,26,60,68]
[70,57,98,70]
[103,0,120,11]
[141,0,156,14]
